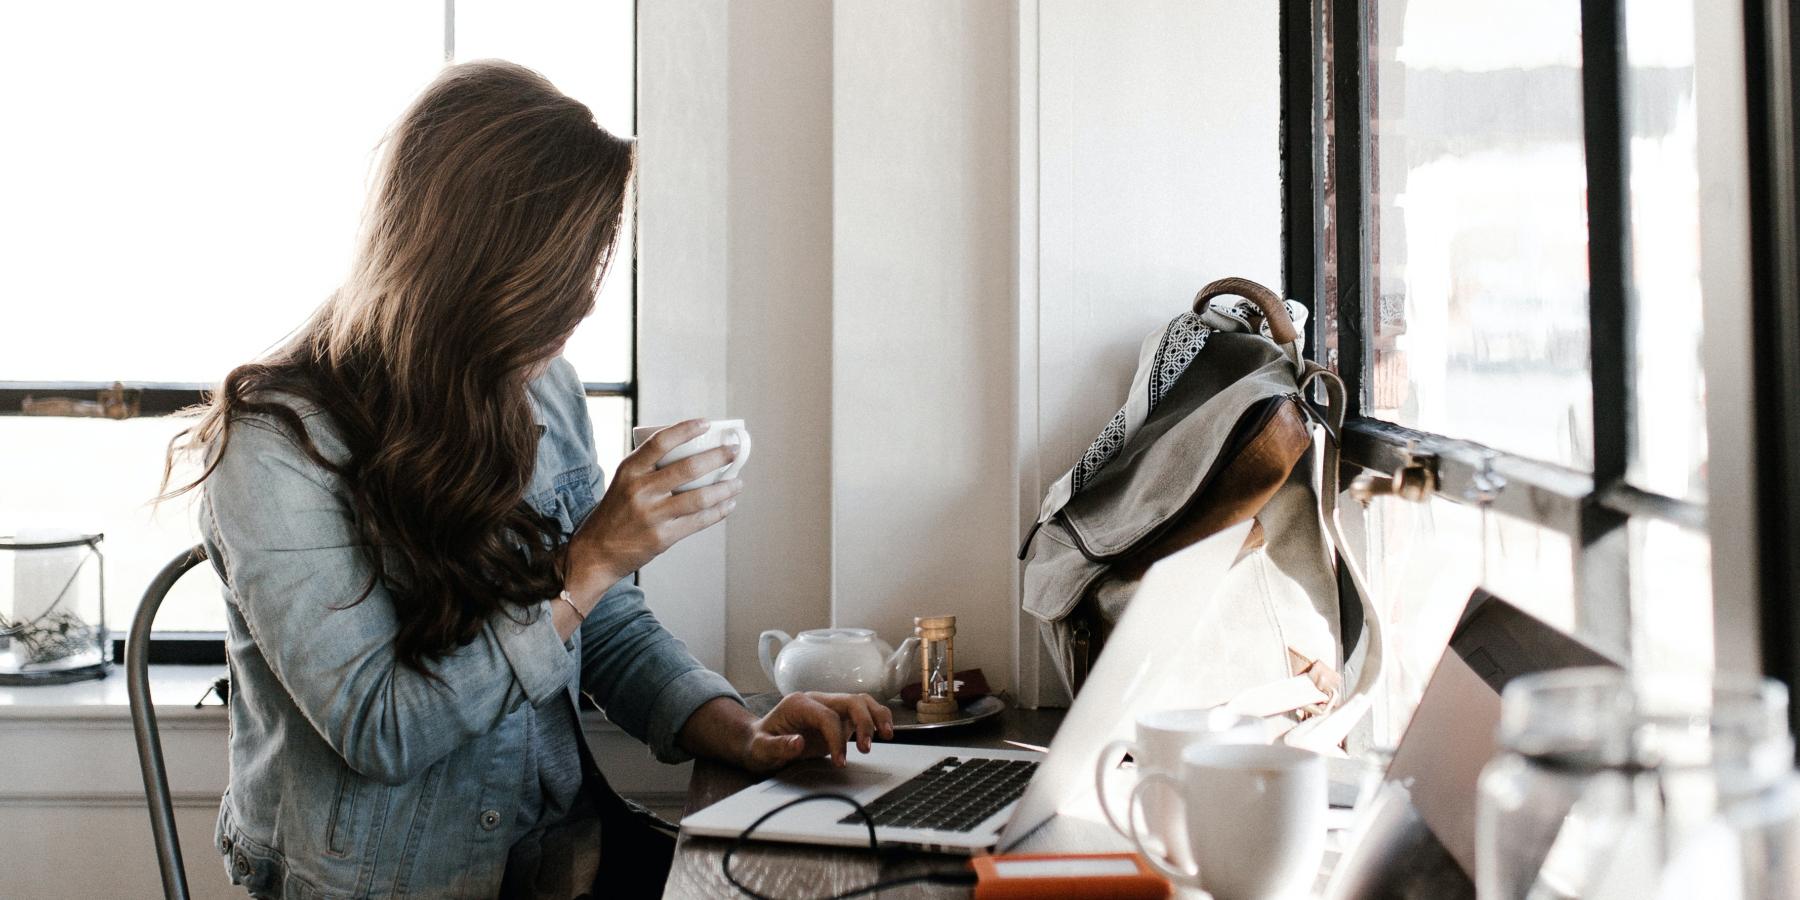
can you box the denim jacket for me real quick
[198,358,739,899]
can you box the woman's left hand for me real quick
[739,692,895,773]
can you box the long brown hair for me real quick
[163,60,634,672]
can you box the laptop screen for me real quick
[1364,589,1618,880]
[1000,520,1257,848]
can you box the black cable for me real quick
[721,792,978,900]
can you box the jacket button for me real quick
[219,835,233,854]
[232,850,251,877]
[479,809,502,831]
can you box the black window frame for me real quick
[1280,0,1800,735]
[7,0,641,664]
[1744,0,1800,743]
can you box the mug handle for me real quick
[1128,772,1201,888]
[720,424,753,480]
[758,630,791,687]
[1093,739,1138,837]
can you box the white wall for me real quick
[723,2,837,687]
[829,3,1020,693]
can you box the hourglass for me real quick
[913,615,959,723]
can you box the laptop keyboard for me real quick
[837,757,1039,832]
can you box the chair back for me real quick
[127,545,210,900]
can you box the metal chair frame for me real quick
[127,544,210,900]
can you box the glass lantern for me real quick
[0,532,110,685]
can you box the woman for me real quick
[163,61,891,899]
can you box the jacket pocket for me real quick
[324,767,361,858]
[219,816,287,897]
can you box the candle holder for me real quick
[914,615,959,724]
[0,533,110,685]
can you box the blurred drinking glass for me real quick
[1477,667,1792,899]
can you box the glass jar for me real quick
[1477,667,1792,899]
[1727,772,1800,899]
[0,531,110,684]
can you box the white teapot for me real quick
[758,628,920,701]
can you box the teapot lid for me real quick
[797,627,876,642]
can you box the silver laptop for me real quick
[1325,589,1618,899]
[679,520,1255,854]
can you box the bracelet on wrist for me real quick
[558,589,585,619]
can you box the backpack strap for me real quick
[1298,363,1386,704]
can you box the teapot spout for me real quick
[883,636,922,700]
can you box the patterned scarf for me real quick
[1034,296,1308,526]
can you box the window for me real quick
[0,1,637,636]
[1287,0,1713,738]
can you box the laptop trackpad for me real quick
[764,763,893,797]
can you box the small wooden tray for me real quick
[884,694,1007,732]
[742,691,1009,733]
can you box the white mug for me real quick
[630,419,753,492]
[1128,743,1326,900]
[1094,706,1264,859]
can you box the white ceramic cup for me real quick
[630,419,753,492]
[1094,707,1264,859]
[1128,743,1326,900]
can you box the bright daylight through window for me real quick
[1316,0,1711,738]
[0,0,636,633]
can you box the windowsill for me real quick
[0,664,628,733]
[0,663,226,721]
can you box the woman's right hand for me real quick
[563,419,743,604]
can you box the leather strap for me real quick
[1298,362,1385,703]
[1192,276,1301,345]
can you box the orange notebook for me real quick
[971,852,1171,900]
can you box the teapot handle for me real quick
[758,630,792,687]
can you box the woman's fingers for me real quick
[788,691,842,763]
[744,733,807,773]
[865,695,896,739]
[662,494,739,545]
[843,697,875,753]
[660,477,743,518]
[745,693,895,773]
[618,419,709,479]
[807,693,894,752]
[566,420,743,587]
[644,445,738,496]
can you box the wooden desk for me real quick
[662,699,1133,899]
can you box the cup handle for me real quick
[1093,739,1138,837]
[758,630,790,686]
[720,424,753,481]
[1128,772,1201,888]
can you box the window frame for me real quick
[1745,0,1800,740]
[0,383,634,419]
[1285,0,1800,745]
[5,0,641,660]
[1278,0,1707,662]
